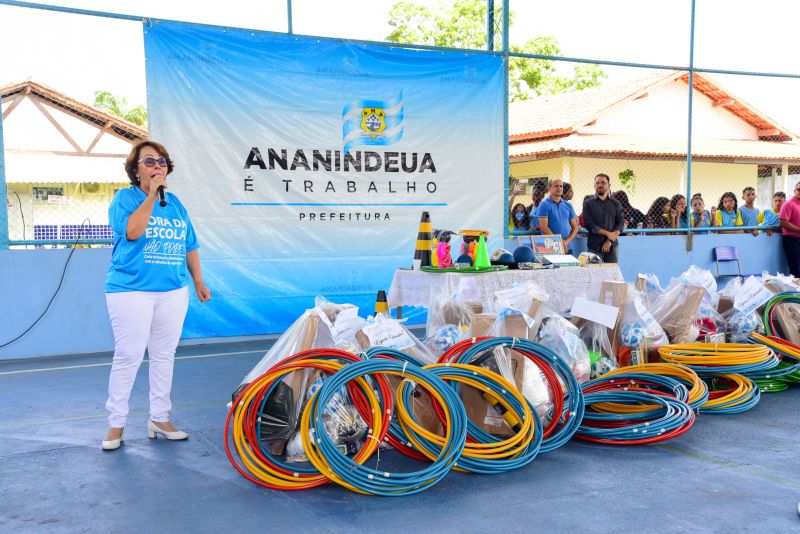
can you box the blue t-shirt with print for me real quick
[692,210,710,228]
[739,205,759,226]
[105,186,199,293]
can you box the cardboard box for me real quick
[463,301,484,314]
[460,352,525,437]
[717,295,734,316]
[598,281,628,356]
[355,331,443,436]
[469,313,497,337]
[274,314,327,455]
[461,293,547,436]
[635,274,647,293]
[653,285,705,343]
[763,281,800,344]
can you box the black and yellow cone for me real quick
[414,211,432,268]
[375,290,389,315]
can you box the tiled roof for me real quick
[510,133,800,162]
[1,79,147,141]
[509,70,796,142]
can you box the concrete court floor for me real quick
[1,339,799,533]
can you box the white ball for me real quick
[619,322,645,347]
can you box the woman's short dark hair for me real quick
[124,140,174,185]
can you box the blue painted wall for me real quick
[0,249,115,360]
[505,232,787,284]
[0,232,790,360]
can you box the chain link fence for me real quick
[508,63,800,235]
[1,4,145,248]
[2,2,799,244]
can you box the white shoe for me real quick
[147,420,188,441]
[101,428,124,451]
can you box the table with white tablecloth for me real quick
[387,265,624,315]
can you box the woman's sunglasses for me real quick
[138,156,169,168]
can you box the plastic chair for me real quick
[714,246,741,277]
[713,246,758,279]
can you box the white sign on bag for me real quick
[733,276,773,316]
[362,317,415,351]
[571,297,619,330]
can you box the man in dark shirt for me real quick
[582,173,625,263]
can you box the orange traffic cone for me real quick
[375,290,389,315]
[413,211,432,268]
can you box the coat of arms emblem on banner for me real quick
[360,108,386,138]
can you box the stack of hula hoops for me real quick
[225,298,800,496]
[225,338,589,496]
[753,292,800,392]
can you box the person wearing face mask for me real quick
[582,173,625,262]
[509,202,530,231]
[507,181,530,232]
[101,140,211,451]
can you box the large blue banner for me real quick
[144,20,504,337]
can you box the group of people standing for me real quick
[617,187,785,232]
[508,173,624,262]
[508,174,800,268]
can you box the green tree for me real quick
[93,91,148,127]
[387,0,606,101]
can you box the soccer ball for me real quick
[727,311,761,342]
[591,355,618,379]
[619,322,645,347]
[431,324,462,352]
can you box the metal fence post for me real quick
[0,94,8,250]
[502,0,509,239]
[287,0,293,34]
[487,0,494,51]
[686,0,697,232]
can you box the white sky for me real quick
[1,0,799,132]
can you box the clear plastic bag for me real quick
[695,301,725,341]
[424,287,474,354]
[580,321,618,378]
[491,281,549,320]
[648,283,705,343]
[285,375,367,463]
[624,285,669,348]
[674,265,718,307]
[638,273,664,310]
[537,311,591,383]
[357,313,436,365]
[317,296,367,354]
[355,315,442,438]
[461,341,554,433]
[722,307,763,342]
[761,271,799,292]
[235,296,364,456]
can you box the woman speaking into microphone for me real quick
[101,140,211,451]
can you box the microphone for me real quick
[158,186,167,207]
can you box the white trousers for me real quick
[105,286,189,428]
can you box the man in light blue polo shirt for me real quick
[538,178,579,253]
